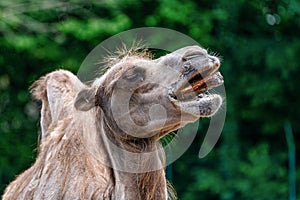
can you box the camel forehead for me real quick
[102,57,153,79]
[120,56,153,68]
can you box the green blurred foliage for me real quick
[0,0,299,199]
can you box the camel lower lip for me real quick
[168,92,223,118]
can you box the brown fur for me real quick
[3,45,223,200]
[3,69,172,200]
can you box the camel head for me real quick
[75,45,223,141]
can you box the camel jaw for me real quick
[168,92,223,117]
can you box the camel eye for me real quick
[124,67,145,82]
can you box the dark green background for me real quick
[1,0,299,199]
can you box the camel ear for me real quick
[74,88,95,111]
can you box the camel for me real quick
[2,45,224,200]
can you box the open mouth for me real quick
[167,57,224,118]
[169,64,224,102]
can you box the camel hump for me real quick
[30,69,86,141]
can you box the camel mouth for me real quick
[167,61,224,117]
[168,67,224,102]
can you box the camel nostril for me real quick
[183,62,191,71]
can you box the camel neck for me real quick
[112,170,167,200]
[98,114,168,200]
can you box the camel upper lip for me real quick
[168,66,224,101]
